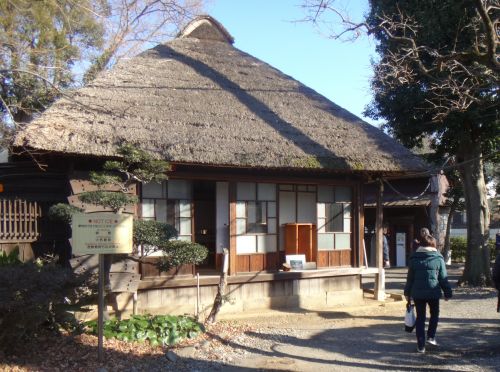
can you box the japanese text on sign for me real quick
[71,213,133,254]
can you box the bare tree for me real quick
[83,0,204,82]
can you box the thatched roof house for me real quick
[14,16,426,174]
[9,16,432,316]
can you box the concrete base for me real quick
[130,274,363,318]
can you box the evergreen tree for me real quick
[304,0,499,285]
[0,0,106,141]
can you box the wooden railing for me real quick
[0,199,41,243]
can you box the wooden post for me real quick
[374,179,386,301]
[228,182,237,275]
[98,254,105,362]
[356,182,365,267]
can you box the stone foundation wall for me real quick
[127,275,363,318]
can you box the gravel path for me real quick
[168,265,500,372]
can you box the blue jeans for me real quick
[414,298,440,349]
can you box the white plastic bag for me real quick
[404,302,416,332]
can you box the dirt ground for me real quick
[184,265,500,372]
[2,265,499,371]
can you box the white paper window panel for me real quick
[179,200,191,217]
[335,233,351,249]
[236,235,257,254]
[179,218,191,235]
[344,218,351,233]
[279,184,293,191]
[177,235,192,242]
[279,191,296,224]
[257,183,276,201]
[237,182,255,200]
[268,218,277,234]
[335,187,352,203]
[247,202,257,223]
[307,185,317,192]
[318,233,334,250]
[297,192,316,223]
[216,182,229,253]
[318,185,334,202]
[257,235,277,253]
[317,217,326,233]
[235,202,246,218]
[344,203,352,218]
[142,199,155,218]
[317,203,326,218]
[297,185,307,191]
[142,182,164,198]
[236,218,246,235]
[267,202,276,218]
[155,200,167,223]
[168,179,191,199]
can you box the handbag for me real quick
[404,301,416,332]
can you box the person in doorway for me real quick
[404,234,452,353]
[370,224,391,268]
[411,227,431,252]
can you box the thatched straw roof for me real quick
[14,16,427,174]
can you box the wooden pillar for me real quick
[357,181,365,267]
[374,179,386,300]
[228,182,237,275]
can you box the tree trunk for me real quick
[205,248,229,325]
[458,140,491,286]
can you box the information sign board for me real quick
[72,213,133,255]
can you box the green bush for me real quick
[157,240,208,272]
[450,237,467,262]
[133,220,208,270]
[48,203,82,224]
[86,314,203,347]
[0,258,94,352]
[450,236,496,262]
[133,219,177,248]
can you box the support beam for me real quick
[374,179,385,301]
[228,182,237,275]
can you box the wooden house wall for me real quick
[0,160,71,259]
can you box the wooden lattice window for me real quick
[0,199,41,243]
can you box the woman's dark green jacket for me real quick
[404,248,452,300]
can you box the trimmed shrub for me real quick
[133,219,177,249]
[133,220,208,270]
[157,240,208,272]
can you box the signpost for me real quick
[71,212,133,362]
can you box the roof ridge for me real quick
[178,15,234,44]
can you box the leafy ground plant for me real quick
[86,314,204,347]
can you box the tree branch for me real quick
[473,0,500,70]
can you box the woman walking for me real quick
[404,234,452,353]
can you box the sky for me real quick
[207,0,379,126]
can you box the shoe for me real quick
[417,346,426,353]
[427,337,438,346]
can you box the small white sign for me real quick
[286,254,306,270]
[71,213,133,255]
